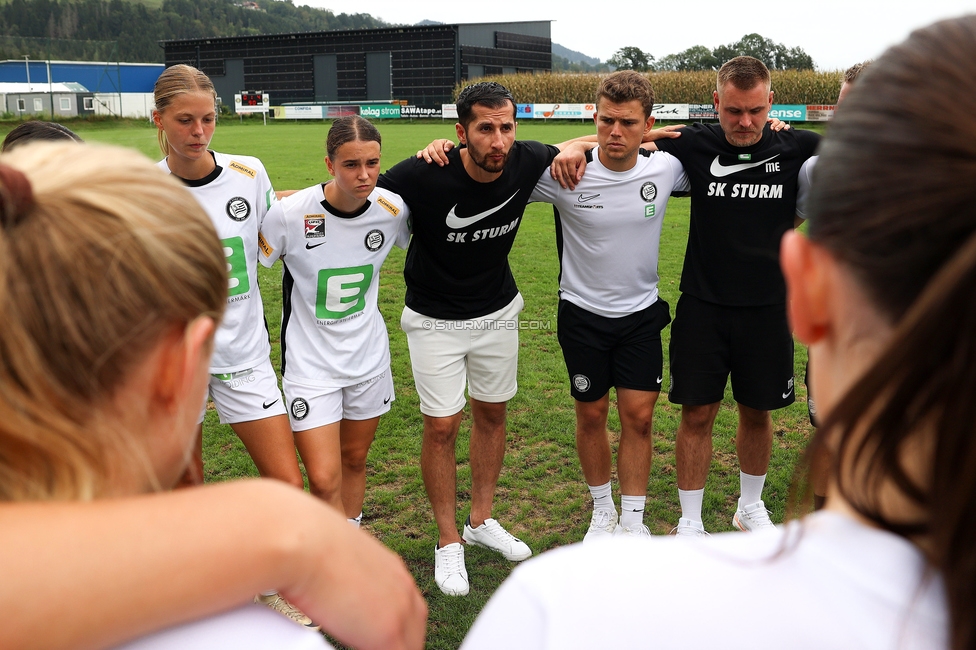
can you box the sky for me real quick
[305,0,976,71]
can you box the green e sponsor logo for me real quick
[223,236,250,297]
[644,204,656,218]
[316,265,373,319]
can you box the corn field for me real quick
[457,70,845,105]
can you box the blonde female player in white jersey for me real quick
[258,115,409,527]
[152,64,313,628]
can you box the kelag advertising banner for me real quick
[360,104,401,119]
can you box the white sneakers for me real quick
[733,500,776,532]
[672,501,776,537]
[613,522,652,538]
[583,508,618,542]
[671,517,708,538]
[462,518,533,561]
[435,518,532,596]
[434,542,469,596]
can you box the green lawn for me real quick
[6,117,824,649]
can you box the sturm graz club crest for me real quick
[364,229,385,251]
[640,182,657,202]
[290,397,309,421]
[573,374,591,393]
[226,196,251,221]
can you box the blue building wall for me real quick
[0,61,163,92]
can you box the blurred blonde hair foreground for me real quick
[0,142,226,501]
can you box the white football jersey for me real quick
[258,183,410,388]
[531,148,689,318]
[158,151,277,374]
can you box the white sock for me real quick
[739,471,766,508]
[619,495,646,528]
[588,481,614,512]
[678,488,704,523]
[348,512,363,528]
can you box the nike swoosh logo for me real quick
[709,154,779,178]
[262,398,279,409]
[383,396,391,404]
[656,376,663,383]
[577,193,600,203]
[782,388,794,399]
[445,191,519,229]
[306,242,325,249]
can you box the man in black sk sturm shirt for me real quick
[378,83,590,597]
[646,57,820,536]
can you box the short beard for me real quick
[472,149,508,173]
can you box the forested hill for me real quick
[0,0,390,62]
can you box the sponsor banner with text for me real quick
[277,105,324,120]
[769,104,807,121]
[442,104,458,119]
[517,103,534,119]
[400,105,443,118]
[360,104,401,119]
[651,104,689,120]
[532,103,596,119]
[805,104,836,122]
[689,103,718,120]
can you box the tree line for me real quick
[608,33,815,72]
[0,0,387,62]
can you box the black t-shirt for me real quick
[656,123,820,306]
[378,140,558,319]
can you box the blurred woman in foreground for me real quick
[0,141,425,649]
[464,14,976,650]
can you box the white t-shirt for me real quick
[158,152,277,374]
[530,148,689,318]
[115,604,329,649]
[795,155,818,220]
[258,183,410,388]
[462,512,947,650]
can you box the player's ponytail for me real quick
[0,142,226,500]
[802,16,976,650]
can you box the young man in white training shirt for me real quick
[530,71,689,539]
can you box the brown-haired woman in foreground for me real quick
[463,14,976,650]
[0,141,425,649]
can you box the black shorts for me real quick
[557,298,671,402]
[668,294,794,411]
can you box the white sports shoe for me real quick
[733,500,776,532]
[612,522,652,538]
[670,517,707,538]
[462,517,532,561]
[434,542,469,596]
[583,508,618,543]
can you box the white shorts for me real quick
[201,357,287,425]
[400,293,523,417]
[282,369,395,432]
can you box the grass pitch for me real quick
[9,117,823,649]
